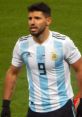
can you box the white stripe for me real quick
[45,45,60,110]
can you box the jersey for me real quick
[12,31,81,113]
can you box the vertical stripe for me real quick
[54,40,68,107]
[20,41,36,111]
[36,46,51,111]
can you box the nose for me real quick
[30,18,35,25]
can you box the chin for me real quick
[31,32,39,37]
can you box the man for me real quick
[1,2,82,117]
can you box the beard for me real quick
[29,25,46,37]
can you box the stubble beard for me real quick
[29,26,46,38]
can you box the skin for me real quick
[28,11,52,44]
[2,11,82,111]
[71,58,82,98]
[3,65,21,100]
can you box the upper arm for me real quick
[7,65,22,77]
[71,57,82,72]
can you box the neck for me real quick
[32,28,50,44]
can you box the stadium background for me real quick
[0,0,82,116]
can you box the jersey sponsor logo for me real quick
[22,52,31,57]
[21,51,32,64]
[27,52,31,56]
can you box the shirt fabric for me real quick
[12,31,81,112]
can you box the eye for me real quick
[28,16,42,20]
[35,17,42,20]
[28,17,32,20]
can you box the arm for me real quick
[71,57,82,97]
[71,57,82,116]
[1,65,21,117]
[1,39,23,117]
[3,65,21,100]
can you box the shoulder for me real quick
[16,34,32,46]
[51,31,73,44]
[19,34,32,42]
[52,31,67,40]
[14,35,32,48]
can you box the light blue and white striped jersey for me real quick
[12,31,81,112]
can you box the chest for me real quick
[21,42,64,70]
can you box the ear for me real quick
[46,17,52,26]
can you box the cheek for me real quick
[38,21,47,28]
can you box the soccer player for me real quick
[1,2,82,117]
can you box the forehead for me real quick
[28,11,45,17]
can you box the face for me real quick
[28,11,51,37]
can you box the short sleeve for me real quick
[12,40,23,67]
[64,36,81,64]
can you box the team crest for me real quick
[51,52,57,60]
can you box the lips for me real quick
[30,27,37,31]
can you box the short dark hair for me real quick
[27,2,51,17]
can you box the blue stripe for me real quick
[54,40,68,107]
[20,41,36,111]
[36,46,52,111]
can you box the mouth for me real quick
[30,27,38,32]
